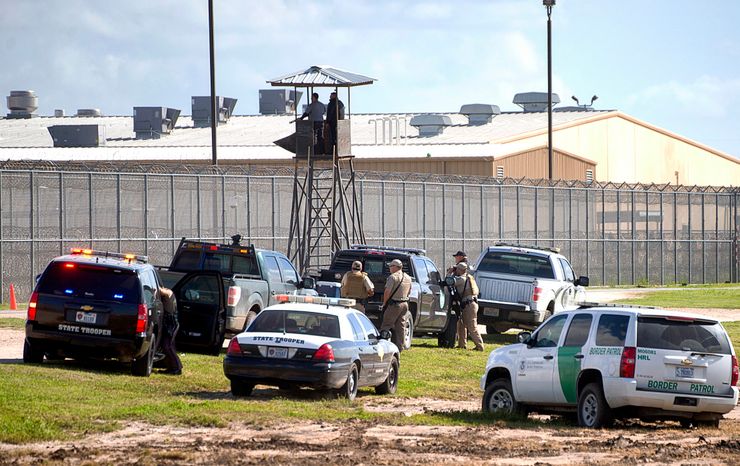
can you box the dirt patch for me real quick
[0,328,23,361]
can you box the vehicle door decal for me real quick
[557,345,582,403]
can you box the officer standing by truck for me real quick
[453,262,484,351]
[381,259,412,351]
[447,250,469,344]
[159,287,183,375]
[340,260,374,313]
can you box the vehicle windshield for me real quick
[331,253,413,277]
[37,262,140,304]
[248,310,340,338]
[476,252,554,279]
[637,316,731,354]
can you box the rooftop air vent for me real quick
[133,106,181,139]
[191,96,237,127]
[459,103,500,125]
[76,108,102,117]
[6,90,38,119]
[512,92,560,112]
[409,114,453,137]
[48,125,105,147]
[259,89,303,115]
[54,109,65,117]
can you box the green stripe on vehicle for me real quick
[557,346,582,403]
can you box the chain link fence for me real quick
[1,162,738,302]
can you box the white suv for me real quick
[480,305,739,428]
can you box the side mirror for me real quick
[367,333,379,341]
[379,329,392,341]
[517,331,532,344]
[575,276,589,287]
[428,271,441,284]
[301,277,316,289]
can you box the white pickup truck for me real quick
[471,243,589,334]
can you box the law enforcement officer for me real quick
[453,262,484,351]
[159,287,183,375]
[447,250,468,343]
[340,260,374,313]
[380,259,412,351]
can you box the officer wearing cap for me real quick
[341,260,374,313]
[453,262,484,351]
[381,258,412,351]
[447,250,469,344]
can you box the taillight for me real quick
[731,356,739,387]
[227,286,241,307]
[27,291,39,321]
[136,304,148,333]
[313,343,335,362]
[532,286,543,302]
[620,346,636,378]
[227,338,242,356]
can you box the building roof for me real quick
[267,65,376,88]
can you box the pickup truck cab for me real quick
[318,245,454,349]
[472,243,589,334]
[481,305,739,428]
[158,239,315,353]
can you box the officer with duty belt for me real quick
[453,262,484,351]
[340,260,374,313]
[381,259,412,351]
[447,250,469,344]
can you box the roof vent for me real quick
[48,125,105,147]
[459,103,500,125]
[191,96,237,127]
[512,92,560,112]
[259,89,303,115]
[76,108,102,117]
[133,106,181,139]
[54,109,65,117]
[409,114,453,137]
[6,90,38,119]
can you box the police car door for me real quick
[553,313,594,404]
[347,312,379,385]
[172,271,225,348]
[515,314,568,403]
[412,257,433,330]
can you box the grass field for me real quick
[1,285,738,444]
[615,287,740,309]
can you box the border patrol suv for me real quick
[480,305,739,427]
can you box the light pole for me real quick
[544,0,555,180]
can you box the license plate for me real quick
[75,311,97,324]
[483,308,499,317]
[676,367,695,378]
[267,347,288,359]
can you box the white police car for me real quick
[223,295,400,401]
[481,305,739,427]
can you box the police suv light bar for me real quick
[274,294,356,307]
[70,248,149,263]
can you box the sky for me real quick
[2,0,740,158]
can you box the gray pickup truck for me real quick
[158,239,315,354]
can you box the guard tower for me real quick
[268,66,375,273]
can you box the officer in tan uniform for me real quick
[381,259,412,351]
[447,250,469,343]
[453,262,484,351]
[340,260,374,313]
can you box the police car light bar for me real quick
[274,294,356,307]
[70,248,149,263]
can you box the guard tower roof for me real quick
[267,65,376,88]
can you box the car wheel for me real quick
[336,363,359,401]
[375,357,399,395]
[208,311,226,356]
[482,379,527,417]
[23,338,44,364]
[231,379,255,397]
[438,312,458,348]
[131,334,156,377]
[486,323,510,334]
[243,309,259,331]
[578,382,613,428]
[402,311,413,350]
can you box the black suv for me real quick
[24,249,164,376]
[319,245,455,349]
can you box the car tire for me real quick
[244,309,259,331]
[208,310,226,356]
[486,323,510,335]
[231,379,255,397]
[482,379,528,417]
[402,311,413,350]
[23,338,44,364]
[131,334,156,377]
[577,382,613,428]
[375,357,399,395]
[438,312,458,348]
[336,363,359,401]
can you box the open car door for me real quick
[172,271,226,355]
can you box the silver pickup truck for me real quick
[471,243,589,334]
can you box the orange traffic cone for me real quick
[9,283,17,311]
